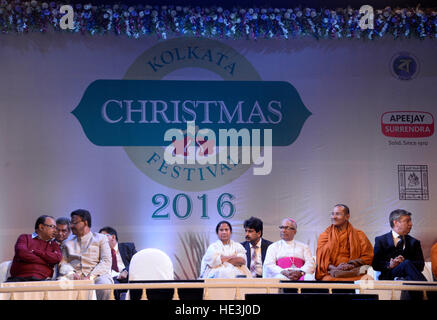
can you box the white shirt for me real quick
[110,243,126,278]
[263,239,315,279]
[392,230,405,249]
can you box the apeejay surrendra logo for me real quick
[381,111,434,138]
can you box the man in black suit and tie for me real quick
[373,209,426,299]
[99,226,137,300]
[373,209,426,281]
[241,217,272,278]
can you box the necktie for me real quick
[250,245,258,277]
[396,236,404,252]
[111,248,119,272]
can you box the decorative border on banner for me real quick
[398,165,429,200]
[1,1,437,40]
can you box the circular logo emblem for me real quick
[390,52,419,81]
[123,38,261,191]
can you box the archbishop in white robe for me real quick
[263,239,316,280]
[200,240,251,278]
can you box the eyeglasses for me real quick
[278,226,296,231]
[70,220,83,225]
[43,224,56,229]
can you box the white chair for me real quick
[0,261,12,283]
[422,262,433,282]
[422,262,437,300]
[366,266,381,280]
[127,248,174,300]
[129,248,174,281]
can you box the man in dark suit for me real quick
[373,209,426,299]
[99,226,137,300]
[373,209,426,280]
[241,217,272,278]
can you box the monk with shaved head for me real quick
[316,204,374,281]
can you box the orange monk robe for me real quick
[431,242,437,280]
[316,222,374,281]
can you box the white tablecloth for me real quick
[204,278,280,300]
[0,279,95,300]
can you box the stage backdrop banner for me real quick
[0,33,436,279]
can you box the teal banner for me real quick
[72,80,311,146]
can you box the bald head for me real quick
[331,205,350,228]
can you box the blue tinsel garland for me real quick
[0,0,436,40]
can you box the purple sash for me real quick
[276,257,305,280]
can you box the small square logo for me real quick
[398,165,429,200]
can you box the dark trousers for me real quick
[391,260,426,300]
[113,277,128,300]
[113,277,143,300]
[6,276,47,282]
[391,260,426,281]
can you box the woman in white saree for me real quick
[200,221,251,278]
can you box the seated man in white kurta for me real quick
[263,218,315,280]
[200,221,250,279]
